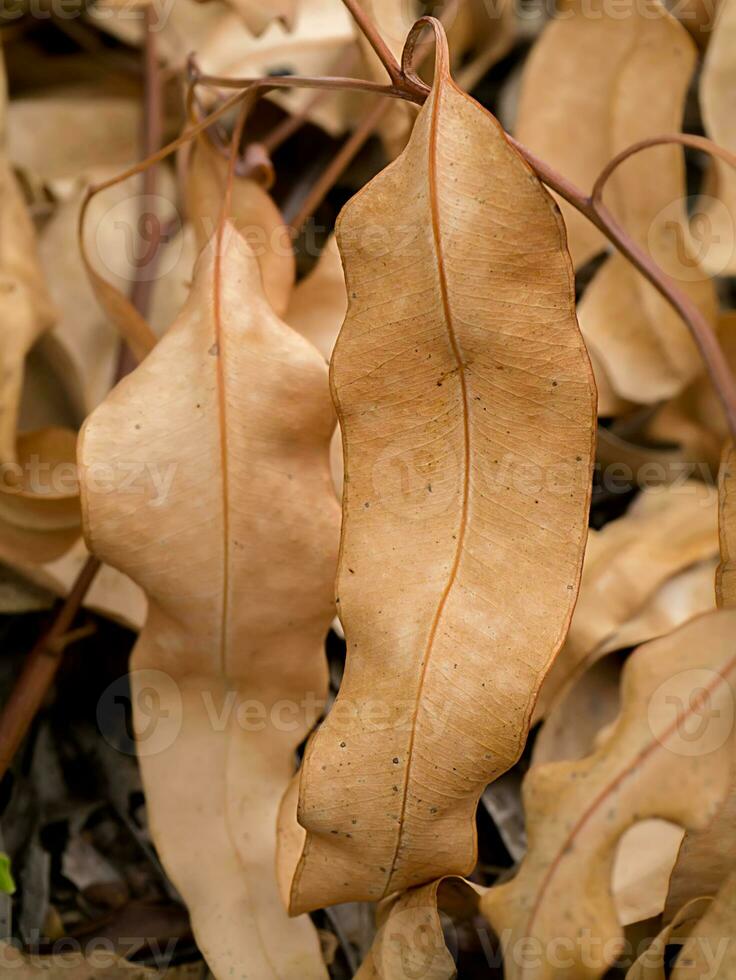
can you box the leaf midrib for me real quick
[382,77,473,897]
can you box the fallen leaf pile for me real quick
[0,0,734,978]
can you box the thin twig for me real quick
[339,0,403,84]
[0,7,163,782]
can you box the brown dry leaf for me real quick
[0,942,155,978]
[482,609,736,980]
[642,312,736,475]
[537,482,719,718]
[613,820,685,927]
[515,0,717,404]
[355,877,483,980]
[186,132,295,316]
[90,0,357,137]
[533,653,624,766]
[625,897,712,980]
[534,658,685,928]
[7,92,139,190]
[596,558,718,657]
[226,0,298,34]
[670,871,736,978]
[717,442,736,607]
[697,0,736,277]
[285,235,346,361]
[78,222,339,978]
[0,156,58,462]
[283,29,596,914]
[664,787,736,922]
[42,172,177,414]
[5,538,146,631]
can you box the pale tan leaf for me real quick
[90,0,357,137]
[7,93,139,188]
[717,442,736,607]
[225,0,298,34]
[597,558,718,657]
[642,312,736,475]
[670,871,736,978]
[78,223,339,979]
[698,0,736,276]
[536,658,685,928]
[0,942,155,978]
[0,159,57,462]
[537,483,719,718]
[482,609,736,980]
[285,235,346,361]
[186,133,295,316]
[533,653,624,766]
[515,0,717,403]
[613,820,685,927]
[355,878,483,980]
[665,788,736,922]
[625,897,711,980]
[283,35,596,914]
[6,539,146,631]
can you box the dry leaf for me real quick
[664,787,736,922]
[186,132,295,316]
[596,558,718,657]
[78,223,339,978]
[283,30,596,914]
[613,820,685,927]
[625,897,711,980]
[537,482,719,718]
[535,657,685,928]
[515,0,717,404]
[482,609,736,980]
[717,442,736,607]
[670,871,736,978]
[642,311,736,474]
[90,0,357,137]
[286,235,347,361]
[7,93,139,190]
[698,0,736,277]
[226,0,298,35]
[0,158,57,462]
[0,942,155,978]
[355,877,483,980]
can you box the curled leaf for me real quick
[284,25,596,913]
[482,609,736,980]
[79,224,340,978]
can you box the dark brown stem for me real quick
[261,47,360,156]
[195,71,415,102]
[0,7,163,782]
[339,0,403,84]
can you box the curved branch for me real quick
[591,133,736,207]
